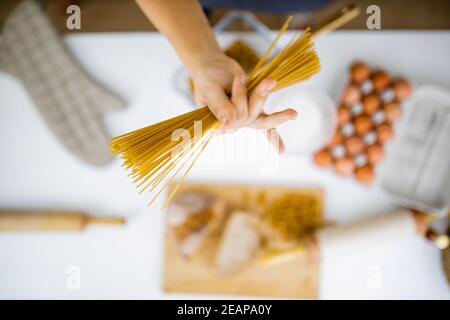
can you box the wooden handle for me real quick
[0,210,125,232]
[312,4,360,39]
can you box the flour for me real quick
[266,86,336,154]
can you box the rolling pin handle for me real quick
[85,216,126,226]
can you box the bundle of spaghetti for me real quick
[111,17,320,206]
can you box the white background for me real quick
[0,31,449,299]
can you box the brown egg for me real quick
[354,115,373,135]
[362,94,381,114]
[372,70,390,92]
[337,106,352,125]
[384,101,401,122]
[355,166,375,184]
[393,79,412,101]
[345,136,365,155]
[376,123,394,143]
[335,157,355,176]
[342,85,361,106]
[328,131,344,147]
[314,149,333,168]
[351,62,371,83]
[367,144,384,165]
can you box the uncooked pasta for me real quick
[111,17,321,206]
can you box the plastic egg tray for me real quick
[382,86,450,215]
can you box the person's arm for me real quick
[136,0,296,152]
[136,0,221,73]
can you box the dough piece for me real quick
[166,191,225,258]
[215,211,260,274]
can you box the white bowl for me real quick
[265,86,337,155]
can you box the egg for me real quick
[328,131,344,147]
[342,85,361,106]
[376,123,394,143]
[393,79,412,101]
[345,136,365,155]
[354,115,372,135]
[335,157,355,176]
[367,144,384,165]
[372,70,390,92]
[351,62,371,83]
[384,101,401,122]
[355,166,375,184]
[314,149,333,168]
[337,106,351,125]
[362,94,381,114]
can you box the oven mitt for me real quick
[0,0,126,166]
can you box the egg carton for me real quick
[314,61,449,215]
[314,61,412,184]
[381,86,450,216]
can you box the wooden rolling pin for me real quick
[261,209,449,266]
[0,209,125,232]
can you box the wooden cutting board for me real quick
[163,182,324,299]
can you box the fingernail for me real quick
[290,109,298,119]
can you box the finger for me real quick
[203,84,237,129]
[247,78,277,125]
[250,108,297,129]
[231,74,248,128]
[266,128,285,154]
[194,92,204,108]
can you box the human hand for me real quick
[190,53,297,153]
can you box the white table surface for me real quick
[0,31,449,299]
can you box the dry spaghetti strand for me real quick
[110,17,320,206]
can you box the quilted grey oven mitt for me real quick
[0,0,126,166]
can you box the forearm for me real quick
[136,0,222,73]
